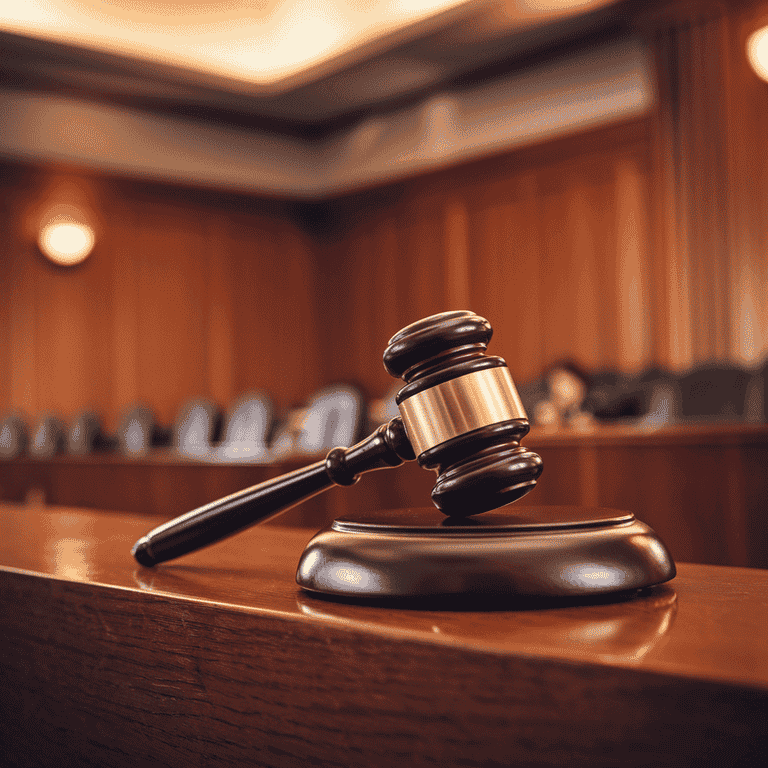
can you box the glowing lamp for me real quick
[747,26,768,83]
[38,220,95,266]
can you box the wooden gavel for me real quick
[132,311,543,566]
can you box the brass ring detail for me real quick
[398,367,527,455]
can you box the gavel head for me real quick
[383,310,543,517]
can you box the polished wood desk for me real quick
[2,501,768,767]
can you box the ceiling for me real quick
[1,0,631,131]
[2,1,488,89]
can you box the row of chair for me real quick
[2,362,765,461]
[0,384,366,462]
[516,362,767,427]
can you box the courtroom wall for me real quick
[317,0,768,399]
[0,168,321,430]
[315,119,655,398]
[2,0,768,426]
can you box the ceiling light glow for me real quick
[39,221,96,265]
[0,0,476,86]
[747,26,768,83]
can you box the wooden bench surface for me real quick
[2,500,768,767]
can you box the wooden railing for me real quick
[2,422,768,568]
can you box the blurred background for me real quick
[1,0,768,567]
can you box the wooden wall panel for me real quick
[315,182,469,397]
[311,0,768,394]
[468,172,544,384]
[108,199,141,421]
[228,215,321,409]
[32,237,113,420]
[0,182,13,415]
[644,0,768,371]
[0,167,321,432]
[729,0,768,367]
[317,120,656,397]
[134,200,211,425]
[4,0,768,430]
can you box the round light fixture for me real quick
[747,26,768,83]
[38,220,95,265]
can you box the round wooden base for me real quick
[296,507,676,601]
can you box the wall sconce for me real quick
[37,205,96,266]
[747,26,768,83]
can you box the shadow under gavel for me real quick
[132,311,543,567]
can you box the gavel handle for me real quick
[131,417,415,566]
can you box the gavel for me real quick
[132,311,543,566]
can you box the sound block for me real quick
[296,507,676,600]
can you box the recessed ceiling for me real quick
[1,1,621,94]
[0,0,488,90]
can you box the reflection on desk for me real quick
[1,501,768,767]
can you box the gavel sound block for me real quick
[133,311,675,600]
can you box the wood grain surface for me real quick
[0,171,321,429]
[2,501,768,767]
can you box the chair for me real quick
[29,414,66,459]
[0,413,28,459]
[294,384,364,455]
[677,364,752,421]
[272,384,364,457]
[366,382,400,432]
[743,361,767,423]
[589,369,626,390]
[515,378,548,422]
[630,367,682,427]
[67,411,104,455]
[116,404,157,457]
[269,407,308,459]
[214,391,274,463]
[584,370,645,422]
[174,398,221,460]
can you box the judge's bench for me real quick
[2,500,768,767]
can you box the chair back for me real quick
[175,398,220,459]
[295,384,364,455]
[215,392,273,462]
[67,411,102,455]
[30,414,66,459]
[678,365,752,420]
[117,404,156,456]
[0,414,28,459]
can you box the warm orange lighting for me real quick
[747,26,768,82]
[0,0,476,87]
[38,220,95,265]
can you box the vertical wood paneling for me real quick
[0,201,11,413]
[34,237,113,419]
[229,214,320,409]
[0,168,320,429]
[135,200,210,424]
[205,214,235,409]
[108,199,140,432]
[644,1,768,371]
[318,121,656,396]
[9,244,37,415]
[615,157,651,372]
[371,214,402,354]
[444,198,470,310]
[468,172,544,384]
[728,0,768,367]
